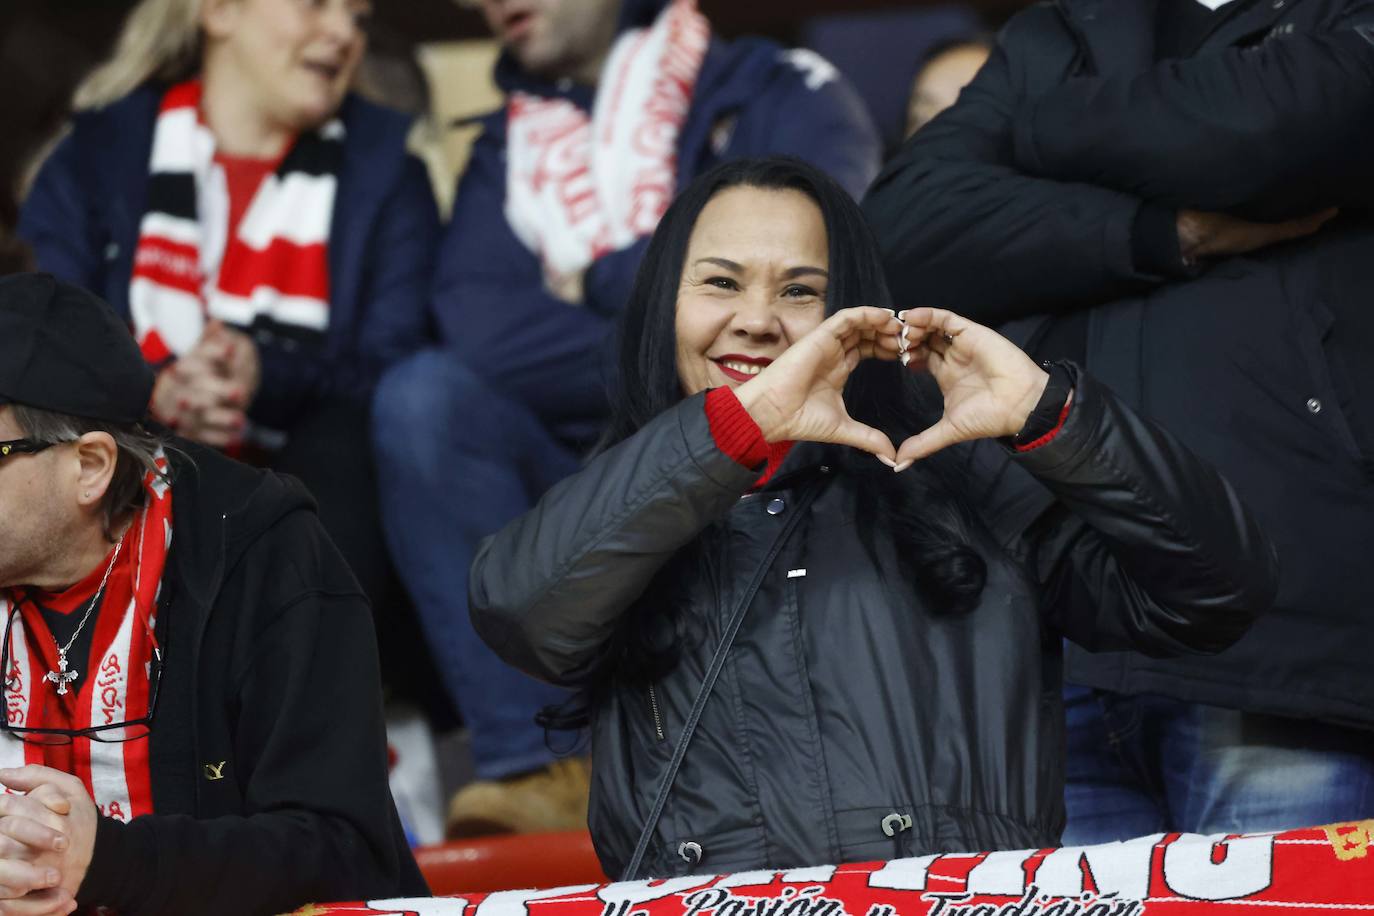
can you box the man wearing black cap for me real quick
[0,273,425,914]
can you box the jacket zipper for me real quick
[648,684,665,742]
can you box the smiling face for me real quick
[674,186,830,397]
[479,0,622,82]
[202,0,371,133]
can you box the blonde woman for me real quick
[20,0,444,727]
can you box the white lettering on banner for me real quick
[921,887,1143,916]
[600,876,716,916]
[966,850,1036,894]
[1035,835,1163,899]
[780,867,836,883]
[1162,834,1274,900]
[680,885,848,916]
[474,885,600,916]
[867,855,939,891]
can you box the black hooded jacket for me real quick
[75,444,425,914]
[470,370,1277,879]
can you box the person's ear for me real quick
[201,0,242,42]
[72,433,119,514]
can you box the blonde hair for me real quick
[73,0,205,111]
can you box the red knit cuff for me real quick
[705,387,771,469]
[1015,395,1074,453]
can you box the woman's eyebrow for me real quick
[695,257,745,272]
[782,266,829,280]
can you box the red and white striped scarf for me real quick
[130,79,340,364]
[0,452,172,822]
[504,0,710,303]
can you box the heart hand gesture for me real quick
[734,307,903,465]
[893,307,1050,468]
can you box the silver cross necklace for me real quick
[44,537,125,696]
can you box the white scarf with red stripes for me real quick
[0,452,172,822]
[130,80,339,364]
[504,0,710,304]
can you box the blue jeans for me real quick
[1063,684,1374,844]
[372,349,583,779]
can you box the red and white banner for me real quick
[302,823,1374,916]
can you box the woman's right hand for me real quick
[734,306,902,464]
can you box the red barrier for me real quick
[304,822,1374,916]
[415,832,608,896]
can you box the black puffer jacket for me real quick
[862,0,1374,727]
[470,370,1277,879]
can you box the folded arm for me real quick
[1013,25,1374,217]
[862,26,1170,325]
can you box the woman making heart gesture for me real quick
[470,157,1277,879]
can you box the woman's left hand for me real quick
[893,307,1050,469]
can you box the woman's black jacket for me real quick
[470,369,1277,879]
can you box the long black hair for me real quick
[555,157,988,717]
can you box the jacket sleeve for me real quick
[77,512,425,915]
[1007,368,1278,656]
[1012,24,1374,218]
[470,394,758,686]
[251,153,438,428]
[18,127,106,289]
[861,24,1166,324]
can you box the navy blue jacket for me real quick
[19,85,439,430]
[434,1,882,440]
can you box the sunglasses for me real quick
[0,439,54,461]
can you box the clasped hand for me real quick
[0,766,99,916]
[734,306,1050,471]
[150,320,261,447]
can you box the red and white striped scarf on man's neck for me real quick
[504,0,710,304]
[129,79,341,365]
[0,452,173,822]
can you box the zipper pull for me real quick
[647,684,666,742]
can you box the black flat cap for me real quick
[0,273,153,424]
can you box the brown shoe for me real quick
[446,757,591,838]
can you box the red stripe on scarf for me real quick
[216,237,331,302]
[160,80,201,113]
[1,459,170,821]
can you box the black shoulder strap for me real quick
[621,477,826,880]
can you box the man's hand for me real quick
[1176,207,1337,265]
[0,768,97,915]
[0,786,70,914]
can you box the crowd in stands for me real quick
[0,0,1369,912]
